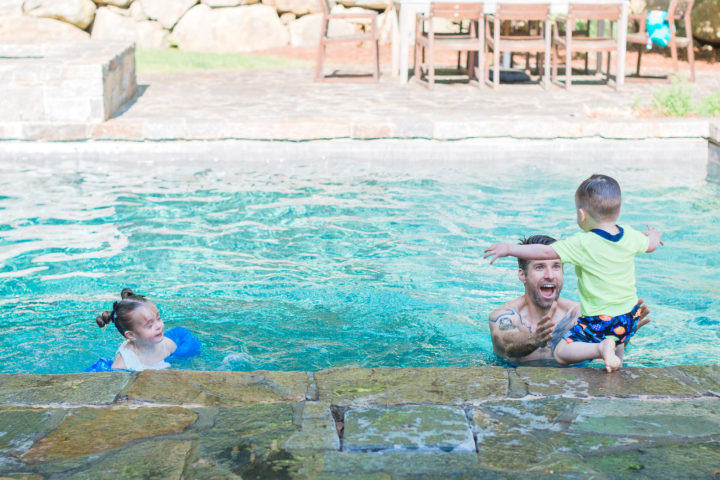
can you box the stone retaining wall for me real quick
[0,42,135,130]
[0,0,395,51]
[1,366,718,478]
[0,0,718,51]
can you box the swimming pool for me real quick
[1,144,718,373]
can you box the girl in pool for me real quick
[96,288,177,371]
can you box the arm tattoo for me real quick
[493,309,520,331]
[549,312,576,351]
[518,312,532,332]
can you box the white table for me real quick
[391,0,628,89]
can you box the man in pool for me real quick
[489,235,651,364]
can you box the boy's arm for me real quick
[484,243,559,264]
[642,225,664,252]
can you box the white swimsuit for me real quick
[117,341,170,371]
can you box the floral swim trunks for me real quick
[563,304,642,345]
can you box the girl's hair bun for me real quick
[120,288,145,301]
[96,310,112,328]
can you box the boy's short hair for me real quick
[575,174,621,220]
[518,235,556,272]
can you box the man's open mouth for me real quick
[540,284,556,298]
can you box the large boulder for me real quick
[170,3,289,52]
[692,0,720,45]
[23,0,96,29]
[0,0,22,14]
[202,0,257,6]
[91,6,168,48]
[288,12,356,47]
[93,0,133,7]
[330,3,375,25]
[262,0,319,16]
[289,13,361,47]
[0,13,89,39]
[337,0,388,10]
[127,1,147,20]
[139,0,197,29]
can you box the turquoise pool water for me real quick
[0,156,718,373]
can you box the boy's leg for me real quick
[615,343,625,362]
[554,339,622,372]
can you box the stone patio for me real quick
[0,41,719,143]
[1,366,718,479]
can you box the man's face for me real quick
[519,259,563,309]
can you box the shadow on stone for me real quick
[109,84,149,120]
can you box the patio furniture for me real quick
[315,0,381,82]
[485,3,551,88]
[552,4,623,90]
[626,0,695,82]
[392,0,629,89]
[414,2,485,88]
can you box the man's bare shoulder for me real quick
[489,297,524,318]
[489,297,527,332]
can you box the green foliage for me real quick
[135,48,311,74]
[652,77,694,116]
[650,77,720,117]
[697,91,720,117]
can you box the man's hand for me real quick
[635,298,652,330]
[483,243,510,264]
[643,225,664,252]
[530,302,556,348]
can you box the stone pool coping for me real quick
[2,365,719,478]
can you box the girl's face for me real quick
[125,302,164,344]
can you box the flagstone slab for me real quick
[0,474,44,480]
[122,369,310,405]
[0,373,132,405]
[0,408,65,473]
[65,439,191,480]
[569,398,720,437]
[316,367,507,407]
[343,405,475,453]
[284,402,340,451]
[472,398,578,472]
[513,366,707,398]
[317,451,483,478]
[472,396,720,475]
[21,406,197,462]
[186,404,300,478]
[583,441,720,480]
[677,364,720,396]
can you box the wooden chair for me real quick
[486,3,552,89]
[414,2,485,88]
[552,4,623,90]
[627,0,695,81]
[315,0,380,82]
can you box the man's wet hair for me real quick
[575,174,621,221]
[518,235,556,272]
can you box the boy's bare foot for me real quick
[599,339,622,373]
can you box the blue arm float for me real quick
[84,358,116,372]
[164,326,201,360]
[84,327,200,372]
